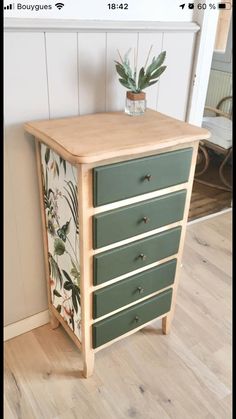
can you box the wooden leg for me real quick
[49,311,60,330]
[82,349,95,378]
[162,313,172,335]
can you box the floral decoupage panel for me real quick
[40,143,81,341]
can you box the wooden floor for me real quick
[189,158,232,221]
[4,212,232,419]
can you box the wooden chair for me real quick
[195,96,232,191]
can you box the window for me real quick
[214,0,232,53]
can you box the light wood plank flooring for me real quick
[4,212,232,419]
[189,158,232,221]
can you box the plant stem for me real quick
[66,237,79,267]
[71,165,77,184]
[144,45,153,69]
[134,47,135,75]
[117,49,124,64]
[136,46,139,85]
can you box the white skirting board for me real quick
[4,310,50,341]
[4,208,231,342]
[187,207,232,225]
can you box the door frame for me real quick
[187,3,219,126]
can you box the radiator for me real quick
[205,69,232,115]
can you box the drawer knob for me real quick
[144,174,152,181]
[135,316,140,322]
[137,286,145,294]
[142,216,150,224]
[138,253,147,261]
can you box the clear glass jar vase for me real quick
[125,91,146,116]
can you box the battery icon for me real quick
[218,2,232,9]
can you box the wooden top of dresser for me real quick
[24,109,210,164]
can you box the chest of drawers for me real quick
[24,109,209,377]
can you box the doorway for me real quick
[189,6,232,221]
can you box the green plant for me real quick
[114,46,167,93]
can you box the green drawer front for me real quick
[93,288,173,348]
[93,226,181,285]
[93,258,176,318]
[93,148,192,207]
[93,190,186,249]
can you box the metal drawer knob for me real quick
[137,286,145,294]
[144,174,152,181]
[138,253,147,261]
[142,216,150,224]
[135,316,140,322]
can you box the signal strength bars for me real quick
[4,3,14,9]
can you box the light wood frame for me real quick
[36,138,200,378]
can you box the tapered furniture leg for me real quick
[49,311,60,329]
[162,314,172,335]
[82,350,95,378]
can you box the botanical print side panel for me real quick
[40,143,81,341]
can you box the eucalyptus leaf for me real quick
[72,291,78,313]
[115,64,127,79]
[123,62,133,78]
[147,80,159,88]
[146,51,166,75]
[55,161,59,177]
[119,78,131,89]
[71,315,75,331]
[45,148,50,165]
[124,48,132,64]
[71,266,80,280]
[63,181,79,234]
[62,269,73,283]
[56,304,62,313]
[63,281,72,291]
[115,47,167,93]
[149,66,167,80]
[59,156,67,174]
[53,289,62,297]
[138,67,145,90]
[139,75,149,91]
[48,253,63,288]
[54,238,65,256]
[57,220,70,242]
[63,159,66,174]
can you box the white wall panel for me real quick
[45,33,79,118]
[106,33,138,112]
[4,33,49,124]
[137,32,163,111]
[157,32,195,121]
[4,147,27,324]
[4,32,49,325]
[4,26,197,327]
[78,33,106,115]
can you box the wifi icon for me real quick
[55,3,64,9]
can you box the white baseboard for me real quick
[187,207,232,225]
[4,310,50,341]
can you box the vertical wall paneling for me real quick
[4,24,198,327]
[78,33,106,115]
[106,33,138,112]
[157,32,195,121]
[45,32,79,118]
[205,70,232,113]
[137,32,163,111]
[4,32,49,325]
[4,147,27,324]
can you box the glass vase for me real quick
[125,91,146,116]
